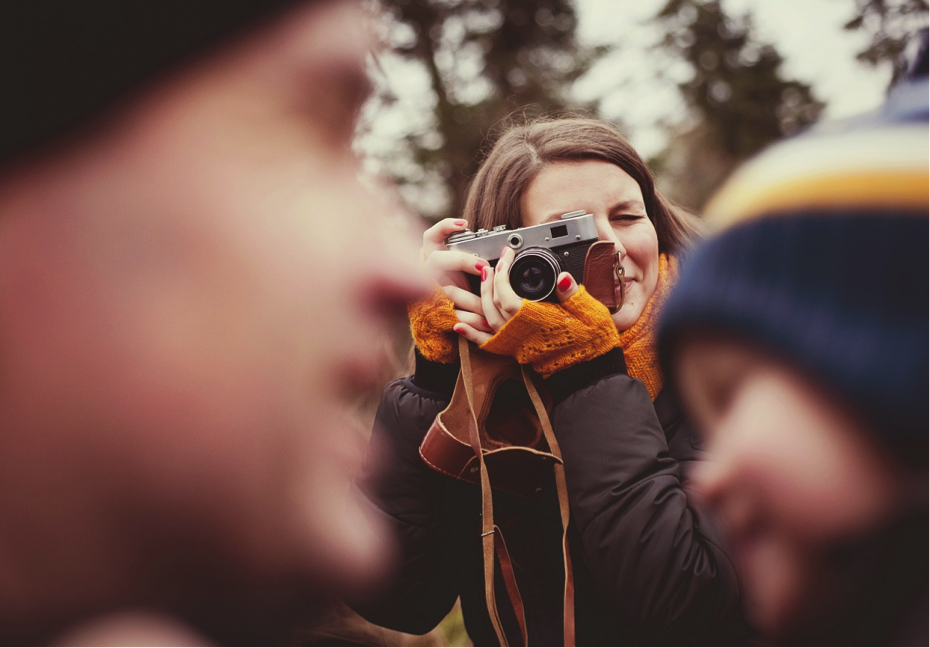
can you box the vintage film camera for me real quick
[445,210,598,302]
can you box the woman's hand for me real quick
[453,247,579,345]
[453,247,620,376]
[419,218,492,334]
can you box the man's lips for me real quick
[336,352,389,398]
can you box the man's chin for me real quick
[307,490,396,598]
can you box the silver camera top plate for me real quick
[445,211,596,260]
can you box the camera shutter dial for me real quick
[507,233,524,249]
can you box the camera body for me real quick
[446,210,598,302]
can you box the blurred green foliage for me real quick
[653,0,824,210]
[658,0,822,158]
[844,0,929,83]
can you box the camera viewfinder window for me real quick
[550,224,568,238]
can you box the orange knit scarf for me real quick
[618,254,679,400]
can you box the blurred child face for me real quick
[674,336,905,636]
[0,0,425,629]
[521,160,660,331]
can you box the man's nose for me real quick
[692,453,726,505]
[382,223,432,302]
[358,200,432,316]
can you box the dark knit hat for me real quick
[0,0,309,166]
[659,42,929,469]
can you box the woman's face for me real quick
[520,159,659,330]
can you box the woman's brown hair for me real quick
[461,117,702,255]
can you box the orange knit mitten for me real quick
[408,286,461,364]
[479,286,621,378]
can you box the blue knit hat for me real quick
[659,37,929,469]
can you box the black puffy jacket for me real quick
[352,349,743,646]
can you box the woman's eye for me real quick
[610,214,643,224]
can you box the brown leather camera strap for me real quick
[458,336,524,647]
[521,365,576,647]
[458,337,575,647]
[493,528,527,645]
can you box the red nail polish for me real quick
[483,320,491,329]
[453,325,462,334]
[558,276,572,291]
[480,267,488,282]
[475,259,488,271]
[455,219,466,227]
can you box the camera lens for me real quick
[510,249,559,301]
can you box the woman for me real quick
[353,117,743,645]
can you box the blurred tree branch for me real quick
[651,0,824,211]
[843,0,929,84]
[360,0,604,220]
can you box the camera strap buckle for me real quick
[616,257,626,305]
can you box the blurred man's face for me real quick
[0,0,424,629]
[674,337,904,637]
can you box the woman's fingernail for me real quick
[558,276,572,291]
[475,259,488,271]
[480,267,488,282]
[454,219,466,227]
[453,325,463,334]
[483,320,491,329]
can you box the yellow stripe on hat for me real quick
[705,124,929,229]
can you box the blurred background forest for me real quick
[355,0,927,217]
[341,2,926,645]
